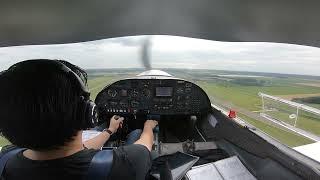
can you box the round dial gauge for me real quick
[131,101,139,108]
[176,87,184,94]
[107,89,118,98]
[142,88,151,98]
[131,89,139,97]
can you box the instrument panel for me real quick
[95,78,211,116]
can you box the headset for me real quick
[4,59,99,129]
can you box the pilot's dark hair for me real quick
[0,59,88,151]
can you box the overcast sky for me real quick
[1,35,320,76]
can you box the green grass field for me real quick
[196,78,320,145]
[307,103,320,109]
[197,79,320,111]
[267,110,320,136]
[88,75,116,100]
[0,136,10,147]
[238,114,314,147]
[261,93,320,136]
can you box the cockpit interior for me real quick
[96,75,211,145]
[92,70,318,180]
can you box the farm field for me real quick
[0,136,10,147]
[88,75,117,100]
[296,83,320,88]
[196,80,320,111]
[266,110,320,136]
[279,93,320,100]
[308,103,320,109]
[193,76,320,138]
[238,114,314,147]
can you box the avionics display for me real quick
[156,87,173,97]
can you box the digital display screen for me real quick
[156,87,173,97]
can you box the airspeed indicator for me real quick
[107,89,118,98]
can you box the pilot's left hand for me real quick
[108,115,124,133]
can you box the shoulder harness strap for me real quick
[86,149,113,180]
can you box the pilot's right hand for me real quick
[108,115,124,133]
[144,120,158,130]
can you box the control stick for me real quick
[190,115,197,126]
[153,124,160,152]
[147,115,160,152]
[153,125,160,133]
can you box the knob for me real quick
[131,101,139,107]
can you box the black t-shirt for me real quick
[2,144,151,180]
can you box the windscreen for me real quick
[1,35,319,151]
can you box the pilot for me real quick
[0,59,158,180]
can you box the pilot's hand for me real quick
[108,115,124,133]
[144,120,158,130]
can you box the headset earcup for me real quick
[79,96,89,129]
[85,100,98,128]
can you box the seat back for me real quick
[0,148,25,176]
[86,149,113,180]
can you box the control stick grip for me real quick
[147,114,160,133]
[153,125,160,133]
[147,114,160,121]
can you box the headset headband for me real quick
[6,59,90,95]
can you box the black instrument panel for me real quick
[95,79,211,116]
